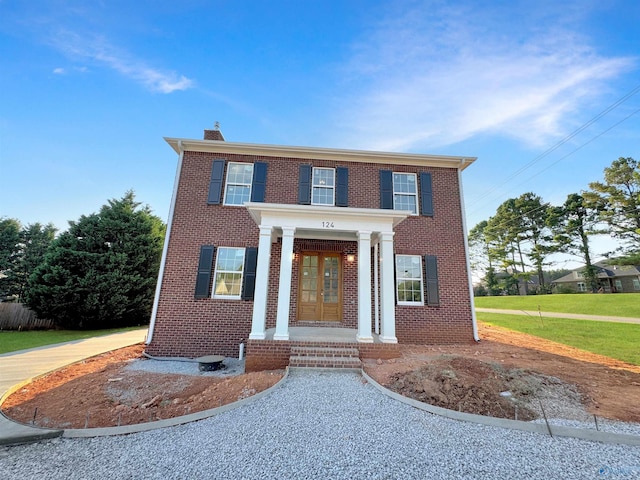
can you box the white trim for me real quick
[212,247,246,299]
[392,172,419,216]
[147,141,184,345]
[458,168,480,342]
[223,162,254,206]
[395,254,424,305]
[311,167,336,206]
[356,231,374,343]
[249,226,273,340]
[165,138,476,170]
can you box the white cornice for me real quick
[165,137,476,170]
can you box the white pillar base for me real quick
[356,335,374,343]
[378,335,398,344]
[248,332,267,340]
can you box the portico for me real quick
[245,203,408,344]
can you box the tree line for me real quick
[0,191,165,329]
[469,157,640,295]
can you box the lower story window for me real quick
[395,255,424,304]
[213,247,245,298]
[577,282,587,292]
[632,279,640,291]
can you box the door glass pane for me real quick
[301,255,319,304]
[323,256,338,303]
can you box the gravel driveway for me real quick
[2,370,639,479]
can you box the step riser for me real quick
[289,354,362,369]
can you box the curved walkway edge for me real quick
[63,368,289,438]
[361,370,640,447]
[0,329,148,446]
[475,308,640,324]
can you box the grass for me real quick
[478,312,640,366]
[0,326,147,355]
[474,293,640,318]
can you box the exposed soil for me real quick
[2,321,640,429]
[2,345,284,429]
[364,322,640,423]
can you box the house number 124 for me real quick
[322,221,335,228]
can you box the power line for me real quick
[467,83,640,214]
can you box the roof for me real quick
[553,260,640,283]
[164,137,476,171]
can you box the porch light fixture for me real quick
[347,254,355,262]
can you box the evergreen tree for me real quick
[26,192,165,329]
[0,218,21,299]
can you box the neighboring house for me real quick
[145,128,478,370]
[553,260,640,293]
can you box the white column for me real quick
[379,231,398,343]
[274,226,295,341]
[249,226,273,340]
[357,230,374,343]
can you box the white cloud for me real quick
[53,67,66,74]
[336,1,636,152]
[49,30,194,94]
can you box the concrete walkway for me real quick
[0,328,147,446]
[476,308,640,324]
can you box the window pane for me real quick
[396,255,423,303]
[393,173,416,193]
[313,168,335,187]
[312,187,333,205]
[213,247,245,298]
[227,163,254,184]
[225,185,251,206]
[393,194,417,214]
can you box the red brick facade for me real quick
[146,133,476,360]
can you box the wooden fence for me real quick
[0,303,55,330]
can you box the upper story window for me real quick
[213,247,246,298]
[311,167,336,206]
[395,254,424,305]
[224,163,254,206]
[393,173,418,215]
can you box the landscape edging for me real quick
[62,367,289,438]
[361,369,640,447]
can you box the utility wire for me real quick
[467,83,640,214]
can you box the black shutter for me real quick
[425,255,440,306]
[241,247,258,300]
[335,167,349,207]
[250,162,268,202]
[298,164,312,205]
[380,170,393,209]
[420,172,434,216]
[207,159,226,204]
[195,245,215,298]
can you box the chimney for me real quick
[204,121,225,141]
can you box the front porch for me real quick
[245,327,401,372]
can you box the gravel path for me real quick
[2,370,639,479]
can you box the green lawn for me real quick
[478,312,640,365]
[474,293,640,318]
[0,326,147,355]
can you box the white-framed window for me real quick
[311,167,335,206]
[213,247,245,299]
[615,279,623,292]
[224,162,254,206]
[395,255,424,304]
[577,282,587,292]
[633,278,640,291]
[393,173,418,215]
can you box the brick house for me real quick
[553,260,640,293]
[145,128,478,370]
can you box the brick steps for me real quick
[289,345,362,369]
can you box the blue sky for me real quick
[1,0,638,269]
